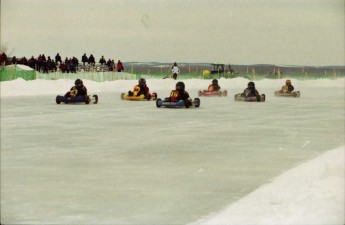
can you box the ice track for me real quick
[1,79,344,224]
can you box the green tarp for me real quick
[0,65,36,81]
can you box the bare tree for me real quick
[0,43,15,57]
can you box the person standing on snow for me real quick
[171,62,180,80]
[117,60,124,72]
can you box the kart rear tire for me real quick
[56,96,61,104]
[156,98,162,108]
[184,99,191,108]
[146,93,151,101]
[93,95,98,104]
[194,98,200,107]
[85,96,91,104]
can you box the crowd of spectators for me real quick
[1,52,125,73]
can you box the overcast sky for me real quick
[1,0,344,65]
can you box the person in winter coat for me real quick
[82,53,88,65]
[117,60,124,72]
[171,62,180,80]
[88,54,95,66]
[99,56,106,65]
[55,53,62,64]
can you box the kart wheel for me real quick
[152,93,157,100]
[198,90,202,96]
[218,91,222,97]
[223,90,227,96]
[121,93,126,100]
[146,93,151,101]
[56,96,61,104]
[297,91,300,97]
[260,94,266,102]
[55,96,61,104]
[156,98,162,108]
[93,95,98,104]
[194,98,200,108]
[85,96,91,104]
[184,99,191,108]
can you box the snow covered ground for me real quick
[1,77,344,224]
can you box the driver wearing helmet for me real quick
[280,80,294,93]
[208,79,221,92]
[64,79,87,97]
[128,78,150,97]
[242,81,260,98]
[165,81,190,103]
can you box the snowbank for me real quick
[5,64,34,71]
[1,77,344,97]
[190,146,345,225]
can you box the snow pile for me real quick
[5,64,34,71]
[190,146,345,225]
[1,77,344,97]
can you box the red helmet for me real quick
[286,79,291,84]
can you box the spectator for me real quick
[106,59,112,67]
[60,62,69,73]
[37,54,43,72]
[69,58,76,73]
[82,53,88,65]
[42,60,48,73]
[117,60,124,72]
[50,60,57,72]
[72,57,79,70]
[99,56,106,65]
[55,53,62,64]
[11,56,17,64]
[18,57,28,65]
[89,54,95,66]
[28,56,36,69]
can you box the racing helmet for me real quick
[139,78,146,86]
[75,79,83,87]
[248,81,255,88]
[176,81,185,91]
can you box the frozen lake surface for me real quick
[1,78,344,224]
